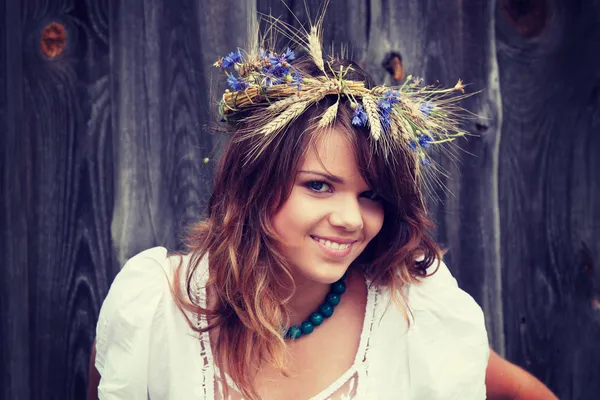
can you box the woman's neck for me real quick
[287,273,347,326]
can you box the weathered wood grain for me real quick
[10,1,118,399]
[497,0,600,397]
[109,0,210,262]
[160,0,216,245]
[1,1,32,399]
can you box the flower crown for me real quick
[212,15,471,175]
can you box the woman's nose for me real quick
[328,196,363,232]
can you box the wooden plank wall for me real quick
[1,0,598,399]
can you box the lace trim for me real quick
[356,281,379,398]
[191,254,216,399]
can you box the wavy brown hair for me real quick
[172,57,442,399]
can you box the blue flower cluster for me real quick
[261,47,297,88]
[409,133,433,151]
[221,50,242,69]
[377,90,401,130]
[291,70,303,90]
[218,47,300,91]
[226,74,248,91]
[352,105,368,127]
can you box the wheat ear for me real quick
[362,95,383,141]
[266,94,303,112]
[259,101,310,135]
[317,100,339,128]
[308,26,325,72]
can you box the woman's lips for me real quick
[310,235,355,257]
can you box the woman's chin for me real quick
[294,265,349,285]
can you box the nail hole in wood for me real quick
[381,52,405,82]
[40,22,68,59]
[500,0,547,38]
[475,123,489,132]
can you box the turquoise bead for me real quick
[326,293,341,306]
[331,281,346,294]
[301,321,314,334]
[319,303,334,318]
[310,312,324,326]
[283,277,347,339]
[286,326,302,340]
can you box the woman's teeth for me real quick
[312,236,351,250]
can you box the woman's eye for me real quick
[306,181,331,193]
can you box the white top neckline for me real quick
[191,257,378,400]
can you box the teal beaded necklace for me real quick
[283,275,347,340]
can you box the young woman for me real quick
[89,17,557,400]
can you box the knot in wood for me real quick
[40,22,68,58]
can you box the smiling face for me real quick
[271,127,385,285]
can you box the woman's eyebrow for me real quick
[297,170,344,184]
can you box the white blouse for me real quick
[95,247,489,399]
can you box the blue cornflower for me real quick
[419,101,434,117]
[418,134,433,148]
[291,70,303,90]
[421,157,432,166]
[272,65,290,77]
[265,76,282,87]
[227,74,248,91]
[409,140,417,151]
[221,50,242,69]
[385,89,401,99]
[380,110,392,130]
[269,48,295,65]
[268,53,280,67]
[352,105,368,127]
[228,50,242,63]
[378,98,393,111]
[381,90,401,107]
[283,47,295,61]
[377,91,400,129]
[378,90,401,110]
[221,57,234,69]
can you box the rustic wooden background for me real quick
[2,0,599,399]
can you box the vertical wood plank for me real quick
[111,0,217,264]
[1,0,31,398]
[365,0,505,351]
[110,0,172,264]
[19,0,116,397]
[497,0,600,397]
[160,0,217,245]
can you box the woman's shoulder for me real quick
[99,247,174,316]
[94,247,211,398]
[95,247,173,369]
[367,259,489,398]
